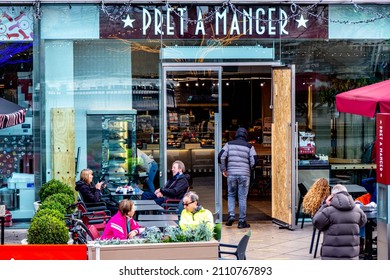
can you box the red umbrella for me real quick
[335,80,390,118]
[0,97,26,129]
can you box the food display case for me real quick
[87,110,137,187]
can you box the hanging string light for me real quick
[101,0,134,21]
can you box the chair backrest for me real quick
[236,230,251,260]
[87,225,100,240]
[298,183,308,198]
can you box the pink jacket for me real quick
[100,211,140,240]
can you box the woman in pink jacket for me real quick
[100,199,142,240]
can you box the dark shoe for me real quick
[238,221,250,228]
[225,216,235,226]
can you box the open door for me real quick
[271,66,297,229]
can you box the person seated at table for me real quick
[312,184,367,260]
[137,148,159,193]
[141,160,190,206]
[75,168,118,214]
[100,199,144,240]
[179,191,214,232]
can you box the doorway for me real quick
[161,63,284,223]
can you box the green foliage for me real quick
[44,193,75,214]
[32,208,64,222]
[27,215,69,244]
[141,226,164,243]
[95,222,214,246]
[39,199,67,216]
[163,226,186,242]
[39,179,75,203]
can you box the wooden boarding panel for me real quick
[51,108,75,189]
[271,68,293,227]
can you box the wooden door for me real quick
[271,66,297,229]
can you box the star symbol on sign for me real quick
[122,14,135,28]
[296,14,308,28]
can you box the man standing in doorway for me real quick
[219,127,257,228]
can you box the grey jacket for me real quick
[219,128,256,177]
[312,191,367,260]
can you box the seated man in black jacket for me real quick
[141,160,190,205]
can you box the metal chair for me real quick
[87,224,101,240]
[218,230,251,260]
[76,199,111,232]
[295,183,309,228]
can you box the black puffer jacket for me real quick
[312,191,367,260]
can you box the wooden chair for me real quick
[218,230,251,260]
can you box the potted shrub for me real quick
[39,179,75,203]
[43,193,75,214]
[27,215,69,244]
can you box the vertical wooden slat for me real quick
[51,108,75,190]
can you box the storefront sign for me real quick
[0,6,33,41]
[377,114,390,185]
[100,5,328,39]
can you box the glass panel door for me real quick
[162,66,222,218]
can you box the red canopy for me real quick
[335,79,390,118]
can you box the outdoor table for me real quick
[330,184,367,199]
[134,204,164,220]
[138,220,178,229]
[138,214,178,221]
[133,200,157,205]
[110,188,143,200]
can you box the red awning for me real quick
[0,97,26,129]
[335,79,390,118]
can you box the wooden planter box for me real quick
[87,240,219,260]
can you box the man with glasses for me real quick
[179,191,214,231]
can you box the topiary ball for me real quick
[32,208,65,222]
[27,215,69,244]
[44,193,75,214]
[39,179,75,203]
[39,199,67,216]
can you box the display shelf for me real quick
[87,111,137,186]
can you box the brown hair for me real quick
[302,178,330,217]
[118,199,134,216]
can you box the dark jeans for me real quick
[141,191,165,205]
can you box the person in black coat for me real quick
[75,168,118,214]
[141,160,190,205]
